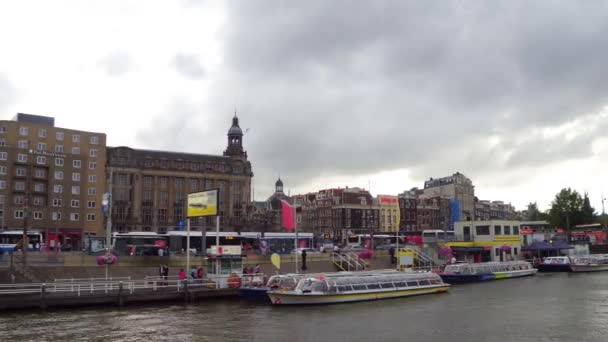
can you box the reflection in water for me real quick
[1,273,608,342]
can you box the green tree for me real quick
[581,192,596,224]
[526,202,542,221]
[549,188,584,230]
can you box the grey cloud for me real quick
[172,53,205,80]
[142,2,608,198]
[97,51,133,76]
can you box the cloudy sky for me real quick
[1,1,607,212]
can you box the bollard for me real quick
[118,281,124,307]
[40,283,47,310]
[184,280,189,303]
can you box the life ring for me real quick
[227,273,241,288]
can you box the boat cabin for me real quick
[295,272,445,294]
[444,261,533,275]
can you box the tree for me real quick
[526,202,542,221]
[580,192,596,224]
[549,188,584,230]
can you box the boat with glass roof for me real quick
[439,261,537,284]
[570,254,608,272]
[239,273,307,301]
[267,271,449,305]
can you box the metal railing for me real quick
[0,273,263,296]
[54,277,132,283]
[332,252,366,271]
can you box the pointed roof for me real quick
[228,112,243,136]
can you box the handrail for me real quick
[54,277,131,282]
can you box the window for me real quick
[87,214,96,221]
[72,134,80,143]
[53,198,62,207]
[72,173,81,181]
[88,162,96,170]
[34,183,45,192]
[494,225,502,235]
[19,126,29,136]
[0,195,4,204]
[504,226,511,235]
[88,175,96,182]
[15,210,25,219]
[17,154,27,163]
[72,186,80,195]
[513,226,519,235]
[55,145,64,153]
[33,197,44,206]
[514,247,518,255]
[90,136,99,144]
[70,213,79,221]
[89,149,98,157]
[475,225,490,235]
[16,167,26,177]
[14,195,24,205]
[15,181,25,191]
[0,126,5,133]
[52,212,62,221]
[55,171,64,180]
[495,248,500,257]
[157,208,167,223]
[34,211,43,220]
[87,200,96,208]
[18,140,28,149]
[0,180,5,189]
[0,139,4,146]
[72,147,80,155]
[35,169,45,178]
[159,177,168,189]
[71,199,80,208]
[143,176,153,189]
[36,156,46,165]
[0,152,6,160]
[117,174,129,186]
[0,166,5,174]
[55,158,64,167]
[36,142,46,150]
[54,184,63,193]
[38,128,47,138]
[88,188,96,195]
[56,132,64,141]
[73,160,81,168]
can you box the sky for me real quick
[1,1,607,213]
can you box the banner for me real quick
[187,189,218,217]
[280,199,295,230]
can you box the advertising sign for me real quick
[187,189,218,217]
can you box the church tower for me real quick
[224,113,247,159]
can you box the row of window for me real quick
[11,210,96,221]
[0,153,98,168]
[2,126,101,145]
[473,225,520,235]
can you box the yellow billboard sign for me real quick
[187,190,218,217]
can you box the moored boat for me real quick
[537,256,572,273]
[239,274,302,301]
[439,261,537,284]
[570,254,608,273]
[267,271,449,305]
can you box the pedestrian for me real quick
[159,264,164,279]
[450,255,457,264]
[254,264,261,274]
[163,264,169,285]
[333,245,340,254]
[190,267,197,279]
[197,266,204,280]
[301,249,308,271]
[178,268,186,289]
[389,247,396,264]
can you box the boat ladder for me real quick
[332,252,366,272]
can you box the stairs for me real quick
[398,247,435,271]
[331,252,366,271]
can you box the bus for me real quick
[346,234,403,249]
[421,230,455,244]
[0,230,44,252]
[166,231,243,255]
[112,232,168,256]
[252,232,314,255]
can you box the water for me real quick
[2,273,608,342]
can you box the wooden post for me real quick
[40,283,47,310]
[118,281,124,307]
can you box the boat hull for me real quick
[267,285,449,305]
[440,269,537,284]
[537,264,571,273]
[570,264,608,273]
[239,287,270,301]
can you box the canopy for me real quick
[521,240,573,251]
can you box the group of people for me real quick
[243,264,262,274]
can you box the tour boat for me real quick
[439,261,537,284]
[537,256,572,273]
[267,271,449,305]
[569,254,608,273]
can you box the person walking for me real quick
[389,247,396,265]
[301,249,308,271]
[178,268,186,289]
[254,264,261,274]
[163,264,169,285]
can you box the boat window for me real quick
[419,280,431,286]
[352,284,367,291]
[367,283,380,290]
[380,282,394,289]
[394,281,406,288]
[406,281,418,287]
[337,285,352,292]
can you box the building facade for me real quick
[423,172,475,221]
[106,115,253,233]
[0,113,107,248]
[448,220,523,263]
[376,195,400,233]
[398,189,419,232]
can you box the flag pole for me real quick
[294,197,298,274]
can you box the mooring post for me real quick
[40,283,47,310]
[184,280,189,303]
[118,281,124,307]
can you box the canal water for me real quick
[2,272,608,342]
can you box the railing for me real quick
[332,252,366,272]
[0,273,263,296]
[54,277,131,283]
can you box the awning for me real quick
[451,246,487,252]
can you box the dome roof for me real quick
[228,115,243,136]
[275,178,284,187]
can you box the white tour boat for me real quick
[570,254,608,272]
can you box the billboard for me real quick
[187,189,218,217]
